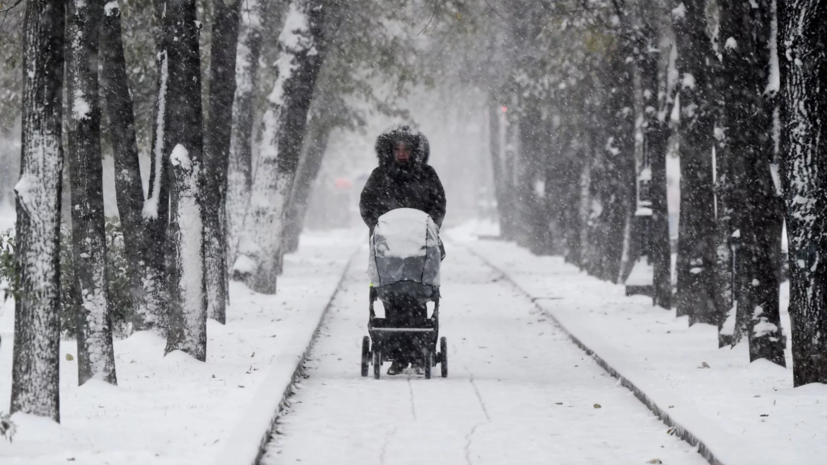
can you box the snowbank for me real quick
[456,233,821,465]
[0,229,361,465]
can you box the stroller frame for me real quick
[361,285,448,379]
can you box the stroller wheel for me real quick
[440,337,448,378]
[373,347,382,380]
[422,348,432,379]
[361,336,370,377]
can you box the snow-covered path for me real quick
[262,245,706,465]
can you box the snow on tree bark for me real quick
[234,0,326,294]
[100,2,153,331]
[165,144,207,360]
[160,0,208,361]
[226,0,267,275]
[719,0,785,365]
[672,0,721,326]
[142,23,172,332]
[204,0,242,324]
[66,0,118,385]
[11,0,65,422]
[777,0,827,385]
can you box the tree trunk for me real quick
[226,0,267,274]
[584,140,607,278]
[720,0,786,365]
[647,88,673,310]
[672,0,720,326]
[161,0,207,361]
[559,86,589,265]
[606,42,637,284]
[578,98,600,273]
[544,118,567,256]
[281,57,346,255]
[66,0,118,386]
[234,0,326,294]
[559,138,584,264]
[204,0,242,324]
[577,138,593,270]
[515,100,549,254]
[100,3,150,331]
[142,1,173,332]
[603,6,640,285]
[638,10,673,310]
[713,48,736,346]
[576,57,634,283]
[488,96,507,236]
[11,0,65,422]
[500,114,518,241]
[778,0,827,385]
[284,118,332,254]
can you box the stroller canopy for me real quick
[369,208,441,288]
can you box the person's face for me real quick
[394,141,412,164]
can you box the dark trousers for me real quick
[383,294,427,364]
[384,295,427,325]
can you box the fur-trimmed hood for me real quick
[375,124,430,166]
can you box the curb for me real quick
[214,247,360,465]
[462,243,725,465]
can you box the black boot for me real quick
[387,360,408,375]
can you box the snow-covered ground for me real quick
[261,244,706,465]
[453,228,823,465]
[0,230,361,465]
[0,217,813,465]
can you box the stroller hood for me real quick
[368,208,441,288]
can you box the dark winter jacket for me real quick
[360,125,446,231]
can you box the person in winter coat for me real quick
[360,125,446,375]
[360,125,446,231]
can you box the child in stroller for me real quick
[362,208,447,378]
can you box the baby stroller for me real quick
[360,208,448,379]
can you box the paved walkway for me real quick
[459,236,825,465]
[263,245,706,465]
